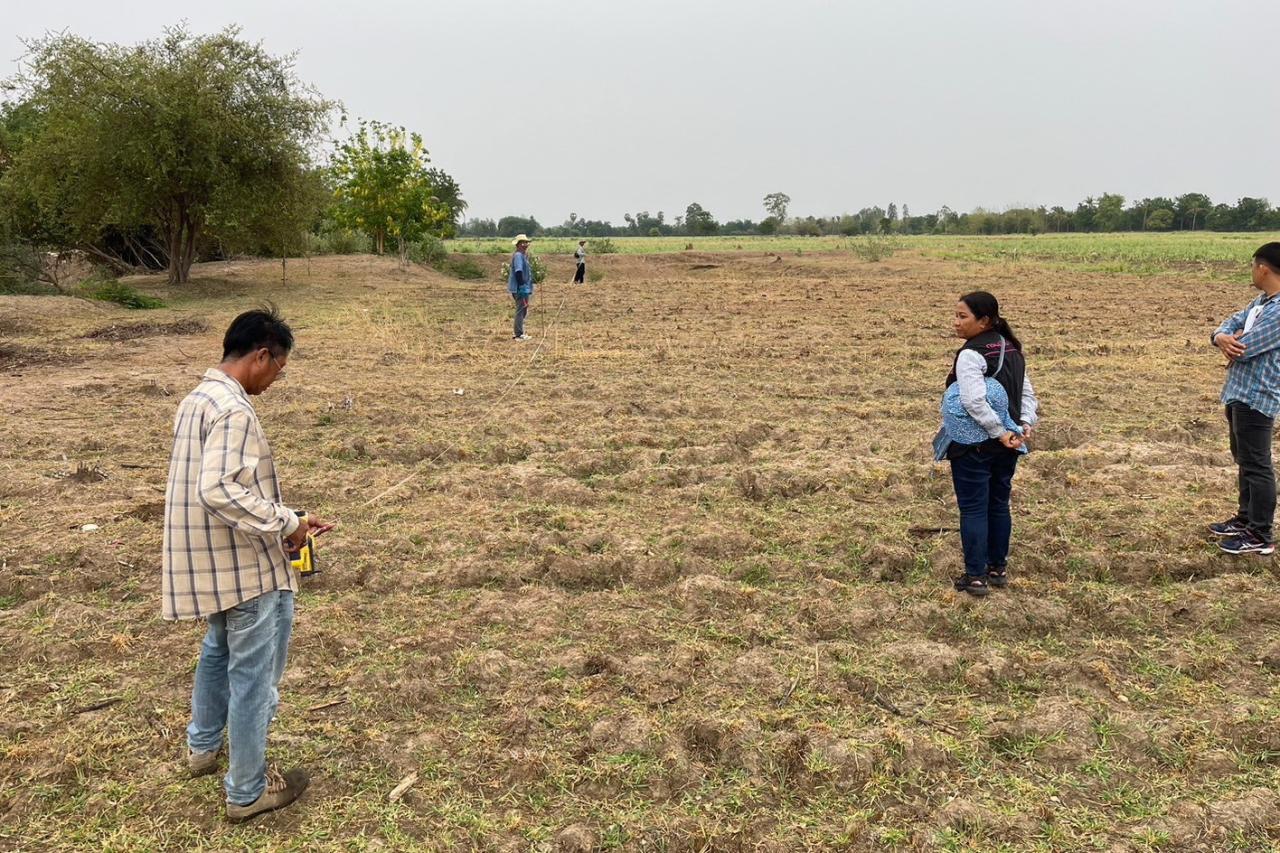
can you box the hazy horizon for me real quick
[5,0,1277,226]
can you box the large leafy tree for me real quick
[2,26,333,283]
[424,169,466,239]
[1094,193,1126,231]
[329,120,462,257]
[1175,193,1212,231]
[684,202,719,236]
[496,215,540,238]
[0,99,80,289]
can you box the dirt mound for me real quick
[0,343,75,372]
[882,639,962,680]
[83,318,209,340]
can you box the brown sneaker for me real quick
[188,749,221,778]
[225,765,309,823]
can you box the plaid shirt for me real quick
[1216,291,1280,417]
[162,369,300,620]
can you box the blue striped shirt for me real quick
[1215,291,1280,417]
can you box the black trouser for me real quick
[573,263,585,283]
[1227,402,1276,542]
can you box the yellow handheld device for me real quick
[286,512,320,577]
[288,534,318,576]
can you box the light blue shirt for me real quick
[1215,291,1280,416]
[507,251,533,296]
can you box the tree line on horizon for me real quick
[464,192,1280,241]
[3,24,1275,299]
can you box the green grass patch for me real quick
[84,281,164,309]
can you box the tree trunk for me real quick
[179,218,200,283]
[162,199,202,284]
[166,214,183,284]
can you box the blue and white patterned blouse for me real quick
[934,378,1027,460]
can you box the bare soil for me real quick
[1,251,1278,851]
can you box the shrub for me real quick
[445,257,485,280]
[590,237,618,254]
[308,227,370,255]
[407,235,448,267]
[851,234,898,262]
[298,231,325,255]
[86,280,164,309]
[499,254,547,285]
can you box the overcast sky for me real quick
[5,0,1277,225]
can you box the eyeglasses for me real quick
[269,353,287,379]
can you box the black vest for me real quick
[946,331,1026,425]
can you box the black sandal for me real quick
[953,574,990,597]
[987,566,1008,588]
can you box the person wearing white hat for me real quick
[507,234,534,340]
[572,240,587,284]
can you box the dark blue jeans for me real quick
[949,445,1019,577]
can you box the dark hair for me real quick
[222,304,294,361]
[959,291,1022,351]
[1254,242,1280,272]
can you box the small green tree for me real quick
[2,26,333,283]
[330,120,456,259]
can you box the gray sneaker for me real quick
[226,765,310,823]
[188,749,220,778]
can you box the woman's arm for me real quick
[955,350,1006,439]
[1021,373,1039,427]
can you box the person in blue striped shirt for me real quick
[1210,242,1280,555]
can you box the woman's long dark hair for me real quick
[960,291,1022,351]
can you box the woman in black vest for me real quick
[945,292,1039,597]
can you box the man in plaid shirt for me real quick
[1210,243,1280,556]
[163,306,329,821]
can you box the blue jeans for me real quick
[187,589,294,805]
[949,446,1019,577]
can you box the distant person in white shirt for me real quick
[572,240,587,284]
